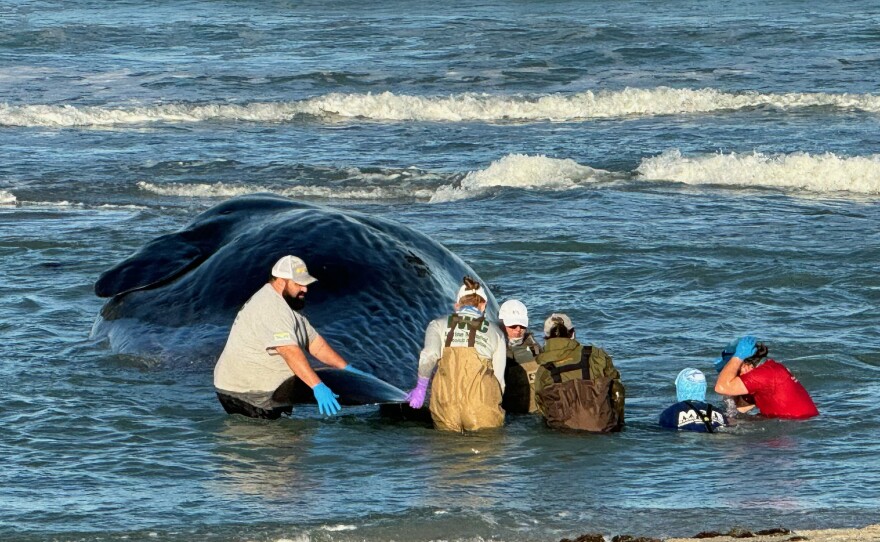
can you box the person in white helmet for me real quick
[498,299,541,413]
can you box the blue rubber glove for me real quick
[343,364,371,378]
[734,336,757,360]
[715,338,741,372]
[405,376,430,409]
[312,382,340,416]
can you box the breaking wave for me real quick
[3,87,880,127]
[637,150,880,194]
[135,154,618,203]
[137,181,437,201]
[134,151,880,203]
[0,190,17,205]
[430,154,617,202]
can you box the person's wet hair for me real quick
[743,342,768,366]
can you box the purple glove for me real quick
[405,376,430,409]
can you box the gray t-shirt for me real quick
[214,283,318,395]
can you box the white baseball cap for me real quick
[271,255,317,285]
[499,299,529,328]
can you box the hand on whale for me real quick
[276,368,410,406]
[91,193,495,403]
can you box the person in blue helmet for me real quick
[659,368,728,432]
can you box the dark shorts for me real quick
[216,392,293,420]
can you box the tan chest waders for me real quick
[429,315,504,432]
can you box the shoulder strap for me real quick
[523,333,541,356]
[444,314,484,347]
[444,314,460,347]
[467,316,484,347]
[683,400,715,433]
[545,346,593,383]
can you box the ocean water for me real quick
[2,1,880,541]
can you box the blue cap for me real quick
[675,368,707,402]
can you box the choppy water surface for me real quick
[2,1,880,541]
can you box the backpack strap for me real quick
[579,345,593,380]
[683,400,715,433]
[545,346,593,383]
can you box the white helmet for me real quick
[498,299,529,328]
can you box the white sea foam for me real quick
[430,154,615,202]
[136,150,880,204]
[636,150,880,194]
[320,524,357,532]
[0,102,303,127]
[136,181,436,201]
[0,191,148,209]
[304,88,880,121]
[4,87,880,127]
[0,190,17,205]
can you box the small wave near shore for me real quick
[133,151,880,203]
[6,151,879,209]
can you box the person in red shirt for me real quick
[714,336,818,419]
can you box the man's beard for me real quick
[287,295,306,311]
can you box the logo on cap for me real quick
[271,255,317,285]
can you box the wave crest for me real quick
[4,87,880,127]
[637,150,880,194]
[0,190,17,205]
[136,181,436,201]
[430,154,615,202]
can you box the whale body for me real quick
[92,194,495,402]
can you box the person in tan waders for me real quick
[404,276,507,432]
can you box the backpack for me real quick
[534,342,625,432]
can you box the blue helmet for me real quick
[713,338,741,373]
[675,368,707,402]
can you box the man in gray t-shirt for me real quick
[213,255,367,419]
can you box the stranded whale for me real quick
[91,194,495,404]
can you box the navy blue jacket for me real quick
[659,400,727,432]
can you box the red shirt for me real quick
[740,359,818,419]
